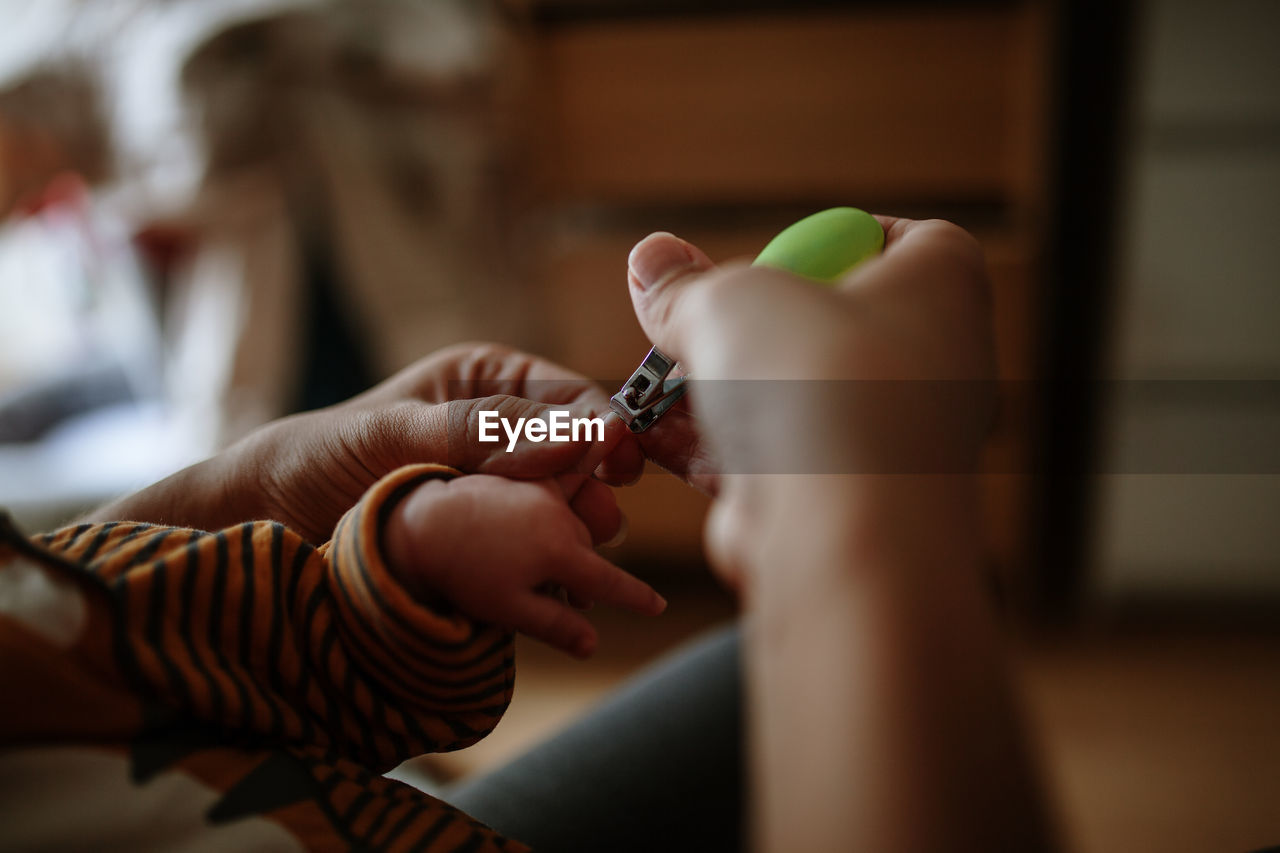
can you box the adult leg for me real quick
[443,623,743,853]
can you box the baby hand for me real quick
[383,473,665,658]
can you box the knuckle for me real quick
[587,563,622,602]
[462,342,519,379]
[923,219,986,265]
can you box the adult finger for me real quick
[625,232,718,367]
[372,341,615,413]
[444,395,609,477]
[468,346,616,413]
[633,406,720,495]
[848,216,996,384]
[357,396,607,478]
[623,234,725,486]
[850,217,988,304]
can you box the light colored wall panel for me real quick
[1113,151,1280,375]
[1140,0,1280,125]
[1095,474,1280,595]
[1093,0,1280,597]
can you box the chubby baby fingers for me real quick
[555,549,666,617]
[568,477,625,546]
[509,594,600,658]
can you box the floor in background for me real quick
[1020,627,1280,853]
[409,570,1280,853]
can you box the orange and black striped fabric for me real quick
[0,463,528,852]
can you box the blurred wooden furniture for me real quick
[519,2,1055,587]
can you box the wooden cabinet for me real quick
[517,2,1055,578]
[529,9,1043,204]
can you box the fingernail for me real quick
[602,514,629,548]
[628,232,694,291]
[573,634,596,659]
[653,592,668,614]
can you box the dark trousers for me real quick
[441,624,744,852]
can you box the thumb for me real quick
[626,232,717,364]
[446,395,613,478]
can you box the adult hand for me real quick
[624,220,1053,853]
[85,342,644,543]
[621,218,997,588]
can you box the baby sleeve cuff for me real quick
[327,464,514,692]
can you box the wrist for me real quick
[212,429,279,526]
[738,473,983,591]
[380,478,454,608]
[382,499,418,595]
[162,447,264,530]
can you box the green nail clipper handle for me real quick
[752,206,884,283]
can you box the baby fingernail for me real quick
[602,514,629,548]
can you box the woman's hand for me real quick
[85,342,646,542]
[621,218,997,589]
[623,219,1053,852]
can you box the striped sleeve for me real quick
[37,464,515,772]
[323,464,517,755]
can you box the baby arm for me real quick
[382,473,666,659]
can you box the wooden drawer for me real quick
[530,9,1042,205]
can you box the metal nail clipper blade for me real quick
[609,347,687,433]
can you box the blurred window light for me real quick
[0,0,326,209]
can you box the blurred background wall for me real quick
[1090,0,1280,607]
[0,0,537,523]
